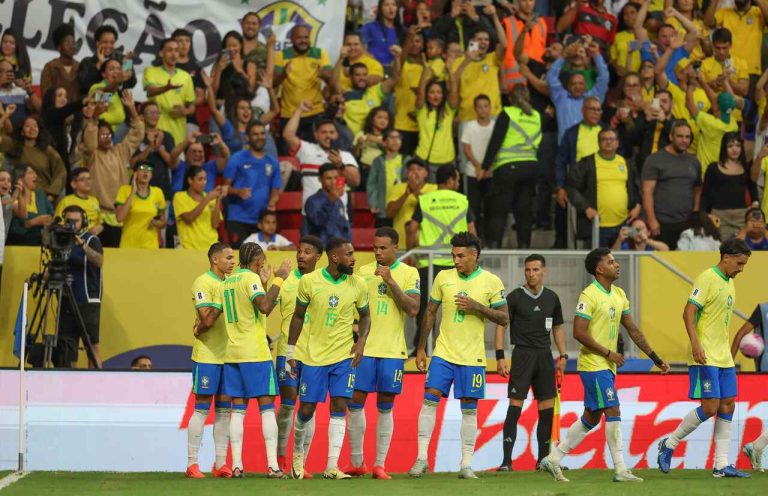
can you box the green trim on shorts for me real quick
[692,367,702,399]
[595,378,605,410]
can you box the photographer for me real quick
[55,205,103,369]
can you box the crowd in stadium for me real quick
[1,0,768,258]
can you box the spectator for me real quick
[0,59,40,129]
[553,97,604,248]
[638,59,656,103]
[451,6,506,127]
[130,101,182,201]
[171,134,231,195]
[143,38,196,148]
[556,0,619,52]
[353,106,392,187]
[0,29,31,79]
[688,87,741,176]
[337,45,401,136]
[361,0,406,68]
[394,27,425,156]
[367,128,406,227]
[634,89,673,169]
[81,90,145,248]
[641,120,702,249]
[55,168,103,236]
[241,11,268,71]
[386,158,436,249]
[40,24,80,101]
[753,143,768,220]
[223,121,281,247]
[115,161,167,249]
[284,100,360,211]
[336,33,385,93]
[275,25,334,145]
[172,29,206,132]
[609,2,642,77]
[432,0,495,51]
[0,170,11,235]
[131,355,153,370]
[242,210,295,251]
[425,37,447,82]
[78,25,137,97]
[87,58,129,133]
[0,115,66,201]
[55,205,103,369]
[635,3,698,87]
[173,166,223,251]
[7,166,53,246]
[40,86,86,176]
[461,94,494,238]
[414,60,459,180]
[304,163,351,244]
[566,127,641,247]
[700,28,749,99]
[483,85,541,249]
[704,0,768,79]
[211,31,257,105]
[500,0,548,90]
[677,210,721,250]
[612,218,670,251]
[324,93,355,153]
[701,132,756,240]
[665,0,709,62]
[736,207,768,250]
[547,38,609,144]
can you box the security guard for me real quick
[482,85,542,249]
[406,165,476,350]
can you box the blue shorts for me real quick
[222,361,278,398]
[580,370,620,412]
[192,361,224,395]
[276,356,303,389]
[354,356,405,394]
[688,365,737,399]
[299,359,355,403]
[425,356,485,399]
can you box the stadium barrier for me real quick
[1,370,767,472]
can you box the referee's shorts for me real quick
[508,346,556,401]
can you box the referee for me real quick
[495,254,567,471]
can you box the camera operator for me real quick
[55,205,103,368]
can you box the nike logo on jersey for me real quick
[534,306,541,311]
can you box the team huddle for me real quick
[186,230,766,481]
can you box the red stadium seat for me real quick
[350,191,375,228]
[352,228,376,250]
[275,191,302,211]
[281,229,301,246]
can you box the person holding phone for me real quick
[612,218,669,251]
[78,26,137,97]
[115,161,167,249]
[6,166,54,247]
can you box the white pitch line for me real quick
[0,472,29,491]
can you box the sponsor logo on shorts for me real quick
[300,383,308,396]
[703,380,712,393]
[201,376,210,389]
[606,387,615,401]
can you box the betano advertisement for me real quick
[1,371,767,472]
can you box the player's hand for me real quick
[238,187,252,200]
[193,318,201,337]
[607,351,625,367]
[259,264,273,286]
[351,339,365,368]
[657,360,671,374]
[374,265,394,284]
[287,358,297,378]
[497,359,509,378]
[275,259,292,279]
[455,295,479,312]
[692,342,707,364]
[416,348,428,372]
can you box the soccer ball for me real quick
[739,333,765,358]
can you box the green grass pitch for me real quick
[1,470,766,496]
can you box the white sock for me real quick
[606,417,627,473]
[276,402,295,457]
[229,406,246,470]
[261,407,279,470]
[666,407,708,449]
[327,415,346,471]
[754,428,768,451]
[304,414,316,458]
[293,413,311,456]
[714,414,733,470]
[460,406,478,468]
[417,398,439,460]
[213,404,230,469]
[348,405,366,466]
[375,406,394,467]
[187,406,208,467]
[550,416,595,463]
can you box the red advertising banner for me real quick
[181,373,768,473]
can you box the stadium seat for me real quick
[351,191,375,228]
[275,190,303,229]
[281,228,301,246]
[352,228,376,250]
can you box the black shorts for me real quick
[508,347,556,400]
[56,301,101,366]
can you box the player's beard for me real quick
[338,263,354,275]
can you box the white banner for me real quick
[0,0,347,97]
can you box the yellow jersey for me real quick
[55,193,102,228]
[275,268,310,360]
[88,81,125,129]
[715,7,764,75]
[114,185,166,249]
[451,54,501,123]
[429,268,506,366]
[695,112,738,175]
[173,191,221,251]
[338,53,384,92]
[221,268,271,363]
[343,84,385,136]
[575,281,631,373]
[415,104,456,164]
[276,46,332,118]
[595,153,629,228]
[191,271,227,364]
[358,260,421,359]
[143,65,196,146]
[761,157,768,220]
[576,123,600,162]
[394,59,424,132]
[687,266,736,368]
[609,31,641,73]
[668,82,710,153]
[296,268,369,366]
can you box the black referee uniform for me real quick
[500,285,564,469]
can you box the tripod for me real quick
[27,262,99,369]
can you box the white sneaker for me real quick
[291,452,304,479]
[613,470,643,482]
[458,466,478,479]
[409,458,429,477]
[743,443,764,472]
[539,456,569,482]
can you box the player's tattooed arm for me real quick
[195,307,223,335]
[621,314,670,372]
[456,296,510,326]
[375,265,420,317]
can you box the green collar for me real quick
[712,265,729,282]
[235,268,253,274]
[293,268,302,279]
[597,152,616,161]
[592,279,611,294]
[458,267,482,281]
[378,260,400,271]
[206,270,224,281]
[322,267,347,284]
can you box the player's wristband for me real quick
[272,277,284,288]
[648,351,664,367]
[285,345,295,362]
[495,349,505,360]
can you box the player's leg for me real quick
[455,363,485,478]
[530,349,557,468]
[256,395,286,478]
[410,357,452,477]
[744,427,768,471]
[500,348,534,470]
[371,358,404,479]
[347,356,375,473]
[324,359,355,478]
[221,363,248,477]
[712,367,748,477]
[603,405,642,481]
[291,363,324,479]
[243,361,283,478]
[275,356,298,469]
[187,361,223,478]
[212,393,232,476]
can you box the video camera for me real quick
[42,217,78,265]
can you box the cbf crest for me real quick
[377,282,388,296]
[605,387,615,401]
[727,295,733,307]
[610,307,616,319]
[329,294,340,308]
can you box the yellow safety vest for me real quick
[418,189,469,267]
[493,106,542,169]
